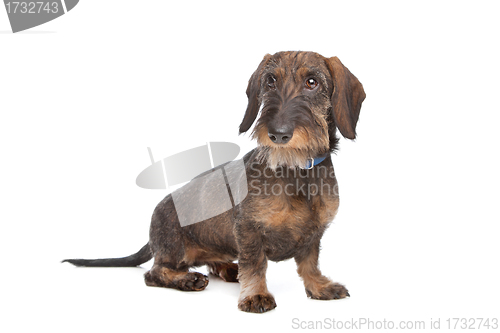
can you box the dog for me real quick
[63,51,366,313]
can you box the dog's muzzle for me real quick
[267,124,294,144]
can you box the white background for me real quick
[1,1,499,332]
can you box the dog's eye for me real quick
[305,78,318,90]
[267,76,276,89]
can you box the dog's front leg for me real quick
[295,236,350,300]
[235,222,276,313]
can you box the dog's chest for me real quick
[253,179,339,261]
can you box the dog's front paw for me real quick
[238,294,277,313]
[306,282,350,300]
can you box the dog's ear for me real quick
[239,54,271,134]
[325,56,366,140]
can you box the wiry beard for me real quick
[254,146,317,170]
[252,127,330,170]
[251,94,332,169]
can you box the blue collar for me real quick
[303,154,329,169]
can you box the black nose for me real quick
[268,125,294,144]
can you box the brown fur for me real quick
[64,51,365,314]
[148,51,365,313]
[207,262,239,282]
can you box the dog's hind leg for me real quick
[144,244,209,292]
[207,262,239,282]
[144,263,208,291]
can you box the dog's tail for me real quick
[62,243,152,267]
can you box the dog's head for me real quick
[239,51,365,169]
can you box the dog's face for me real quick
[239,51,366,169]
